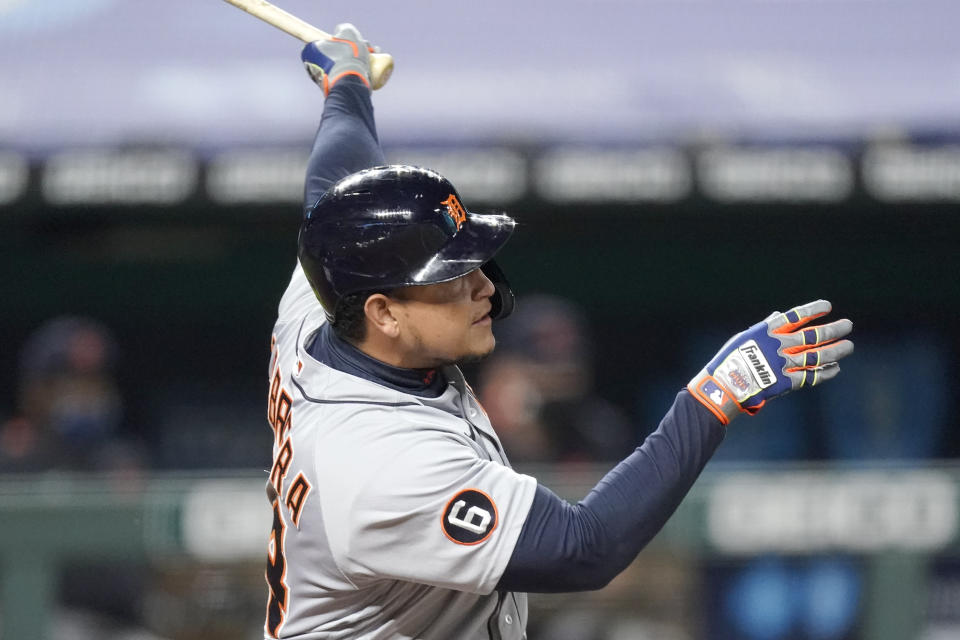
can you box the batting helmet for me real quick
[298,165,516,322]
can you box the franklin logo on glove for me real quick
[688,300,853,425]
[739,341,775,387]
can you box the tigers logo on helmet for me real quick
[441,194,467,232]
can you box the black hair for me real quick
[330,288,404,343]
[330,292,372,343]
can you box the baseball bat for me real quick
[222,0,394,90]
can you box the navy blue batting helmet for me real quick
[298,165,516,322]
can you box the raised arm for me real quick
[498,300,853,592]
[300,24,386,212]
[277,24,387,320]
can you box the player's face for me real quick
[391,268,497,368]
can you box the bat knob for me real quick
[370,53,394,90]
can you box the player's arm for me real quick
[277,25,386,319]
[300,24,386,212]
[498,301,853,592]
[499,391,719,591]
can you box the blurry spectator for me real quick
[0,316,154,640]
[477,297,689,638]
[477,294,633,465]
[0,316,144,475]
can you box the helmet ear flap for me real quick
[481,260,515,320]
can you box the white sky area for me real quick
[0,0,957,151]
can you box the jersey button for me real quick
[468,408,477,417]
[504,614,513,625]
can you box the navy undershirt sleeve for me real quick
[304,78,725,594]
[303,78,385,213]
[497,390,725,592]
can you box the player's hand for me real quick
[301,23,373,95]
[687,300,853,425]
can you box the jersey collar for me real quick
[306,323,447,398]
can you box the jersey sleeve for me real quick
[319,413,537,594]
[277,263,321,324]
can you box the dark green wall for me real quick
[3,201,959,458]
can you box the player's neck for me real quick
[312,325,446,396]
[356,333,429,370]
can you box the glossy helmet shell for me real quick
[298,165,516,322]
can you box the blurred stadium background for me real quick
[2,0,959,639]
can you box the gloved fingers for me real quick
[789,362,841,388]
[333,23,364,42]
[784,339,854,369]
[329,23,379,54]
[779,318,853,353]
[767,299,832,334]
[302,24,373,94]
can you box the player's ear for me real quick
[364,293,401,339]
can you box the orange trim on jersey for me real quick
[265,499,289,638]
[285,472,312,528]
[270,437,294,496]
[441,488,499,546]
[268,369,281,434]
[275,390,292,443]
[464,381,490,419]
[268,366,293,444]
[473,399,489,419]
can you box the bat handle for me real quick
[222,0,394,90]
[369,53,394,90]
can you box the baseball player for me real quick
[263,25,854,640]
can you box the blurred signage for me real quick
[535,148,690,203]
[181,479,270,561]
[41,149,198,206]
[3,142,960,210]
[698,147,853,203]
[207,149,309,205]
[708,471,959,554]
[863,144,960,202]
[385,147,527,204]
[0,151,28,205]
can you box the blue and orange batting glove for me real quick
[301,23,374,95]
[687,300,853,425]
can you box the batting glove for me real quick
[687,300,853,425]
[301,23,373,95]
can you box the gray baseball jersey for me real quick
[264,265,537,639]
